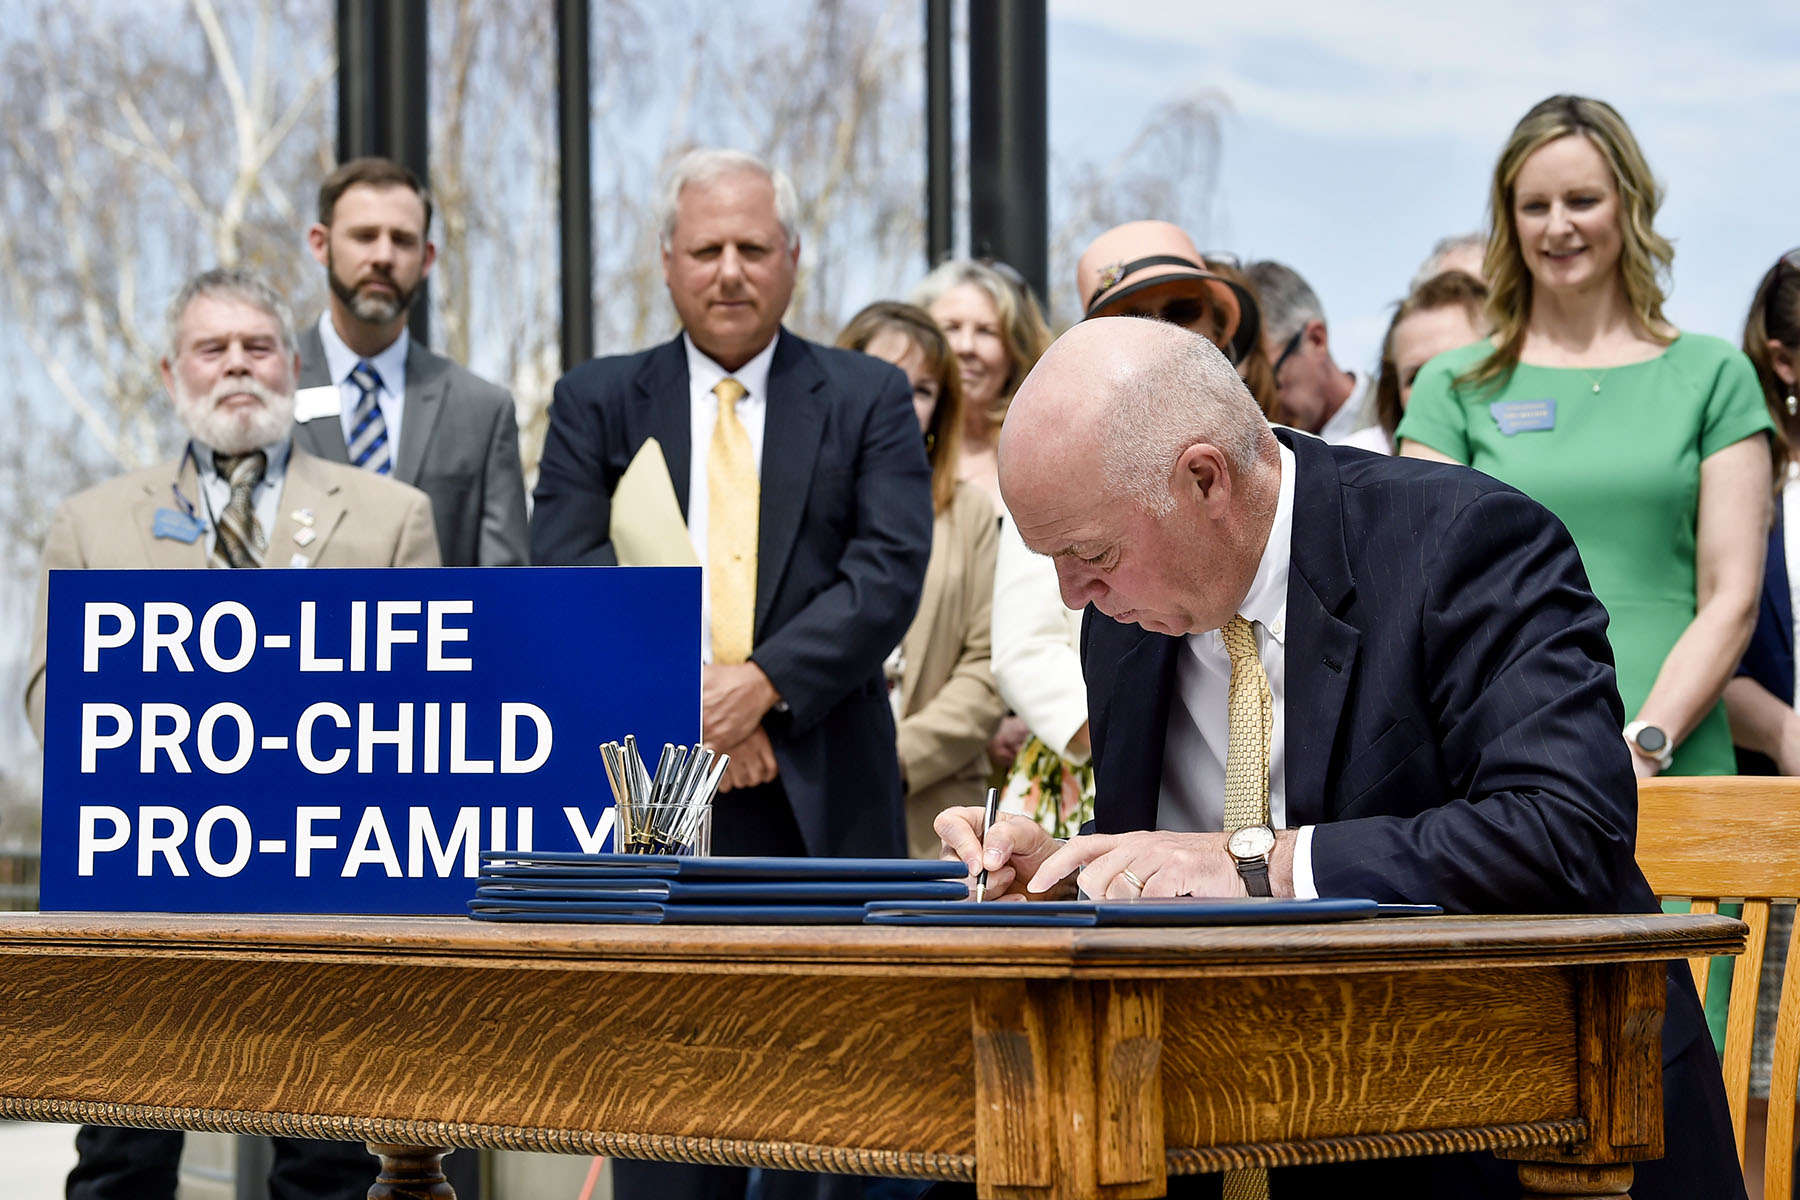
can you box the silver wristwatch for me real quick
[1623,721,1672,772]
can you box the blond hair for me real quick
[1464,95,1673,392]
[909,259,1052,431]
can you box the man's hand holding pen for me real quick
[936,807,1299,900]
[935,806,1074,901]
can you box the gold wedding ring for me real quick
[1120,867,1147,893]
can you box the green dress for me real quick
[1397,333,1771,777]
[1399,333,1771,1054]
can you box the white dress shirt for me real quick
[191,437,292,563]
[1319,370,1373,446]
[684,332,776,663]
[1156,442,1319,897]
[317,313,410,456]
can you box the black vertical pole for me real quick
[967,0,1048,310]
[336,0,379,161]
[925,0,953,268]
[557,0,594,369]
[336,0,430,346]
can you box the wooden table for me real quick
[0,912,1743,1199]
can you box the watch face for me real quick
[1634,725,1668,754]
[1228,825,1275,858]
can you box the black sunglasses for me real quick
[1114,295,1242,364]
[1117,295,1209,329]
[1271,325,1306,376]
[980,257,1029,294]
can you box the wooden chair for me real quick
[1637,776,1800,1197]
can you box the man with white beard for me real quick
[23,269,437,1194]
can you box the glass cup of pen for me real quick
[599,736,726,856]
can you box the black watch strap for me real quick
[1236,858,1272,897]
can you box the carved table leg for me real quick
[1516,1162,1633,1197]
[1505,962,1664,1200]
[972,978,1165,1200]
[366,1144,456,1200]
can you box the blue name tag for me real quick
[1489,398,1556,436]
[152,507,205,543]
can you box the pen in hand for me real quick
[974,785,999,903]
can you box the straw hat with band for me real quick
[1076,221,1261,365]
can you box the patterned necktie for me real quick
[347,360,392,475]
[707,377,758,664]
[1219,613,1272,1200]
[210,449,267,569]
[1220,614,1273,832]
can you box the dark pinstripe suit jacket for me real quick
[1080,429,1742,1197]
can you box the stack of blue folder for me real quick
[471,852,1441,925]
[470,851,971,924]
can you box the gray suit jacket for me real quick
[295,325,529,566]
[24,446,440,743]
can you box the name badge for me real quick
[1490,398,1556,436]
[293,385,341,423]
[152,507,205,544]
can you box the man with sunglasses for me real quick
[1076,221,1261,366]
[1247,259,1386,451]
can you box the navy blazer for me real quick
[1079,430,1742,1197]
[530,329,934,858]
[1736,507,1790,774]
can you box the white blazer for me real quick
[991,512,1090,763]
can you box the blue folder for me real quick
[863,896,1407,926]
[476,878,971,903]
[479,851,968,881]
[468,898,868,925]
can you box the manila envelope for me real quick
[610,436,700,567]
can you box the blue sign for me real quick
[39,567,700,914]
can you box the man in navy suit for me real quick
[939,316,1743,1198]
[531,148,932,1200]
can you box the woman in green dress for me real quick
[1398,94,1771,782]
[1398,96,1772,1056]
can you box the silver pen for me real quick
[974,786,999,903]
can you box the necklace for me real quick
[1579,366,1610,394]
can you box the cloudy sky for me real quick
[1047,0,1800,374]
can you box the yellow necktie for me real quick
[707,377,758,664]
[1219,613,1271,1200]
[1220,614,1273,832]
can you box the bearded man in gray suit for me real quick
[293,157,529,567]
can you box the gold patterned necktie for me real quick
[210,450,267,570]
[1220,614,1273,832]
[707,377,758,664]
[1219,613,1272,1200]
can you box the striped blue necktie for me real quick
[347,361,392,475]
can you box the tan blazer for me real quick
[897,483,1007,858]
[24,445,440,742]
